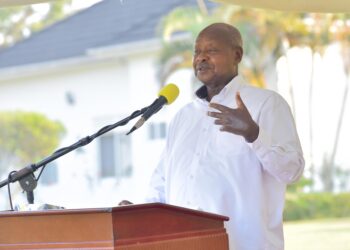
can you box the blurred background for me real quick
[0,0,349,249]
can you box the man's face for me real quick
[193,33,241,87]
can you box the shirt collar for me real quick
[195,75,245,101]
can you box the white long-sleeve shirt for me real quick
[146,76,304,250]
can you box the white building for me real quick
[0,0,205,210]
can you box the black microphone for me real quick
[127,83,179,135]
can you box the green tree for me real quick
[157,5,287,88]
[0,111,65,173]
[0,0,72,48]
[157,6,218,84]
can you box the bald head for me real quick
[197,23,243,50]
[192,23,243,97]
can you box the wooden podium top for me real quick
[0,203,229,249]
[0,202,229,221]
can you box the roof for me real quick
[0,0,215,69]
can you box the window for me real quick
[99,133,132,178]
[149,122,166,140]
[99,134,115,177]
[39,162,58,185]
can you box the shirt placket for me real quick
[184,104,212,207]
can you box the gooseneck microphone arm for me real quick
[127,97,165,135]
[127,84,179,135]
[0,106,149,192]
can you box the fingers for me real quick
[219,125,237,134]
[208,102,233,125]
[209,102,232,113]
[208,103,232,120]
[219,126,231,132]
[235,92,247,110]
[214,118,229,126]
[207,92,251,137]
[207,111,226,119]
[210,92,247,112]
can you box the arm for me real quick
[208,92,304,184]
[250,93,304,184]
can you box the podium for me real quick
[0,203,229,249]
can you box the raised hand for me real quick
[208,92,259,142]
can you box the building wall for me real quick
[0,48,193,210]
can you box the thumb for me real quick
[235,92,246,109]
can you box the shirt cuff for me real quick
[248,127,272,156]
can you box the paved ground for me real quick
[285,217,350,250]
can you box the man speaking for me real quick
[126,23,304,250]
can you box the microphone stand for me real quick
[0,106,149,206]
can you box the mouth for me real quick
[196,64,211,74]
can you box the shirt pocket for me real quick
[214,130,247,157]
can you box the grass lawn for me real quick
[284,217,350,250]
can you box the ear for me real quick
[234,46,243,63]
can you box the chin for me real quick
[197,75,213,85]
[201,79,216,87]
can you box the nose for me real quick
[194,51,208,63]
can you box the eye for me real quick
[207,49,219,54]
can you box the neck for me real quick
[206,85,224,101]
[206,74,237,101]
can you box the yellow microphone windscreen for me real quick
[158,83,179,104]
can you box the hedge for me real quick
[284,192,350,221]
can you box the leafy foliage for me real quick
[0,111,65,173]
[284,192,350,221]
[0,1,72,48]
[157,5,350,87]
[287,176,313,193]
[157,6,219,83]
[157,5,306,88]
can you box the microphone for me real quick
[127,83,179,135]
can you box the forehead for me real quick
[195,34,232,48]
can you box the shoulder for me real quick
[239,84,289,109]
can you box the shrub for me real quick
[284,192,350,221]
